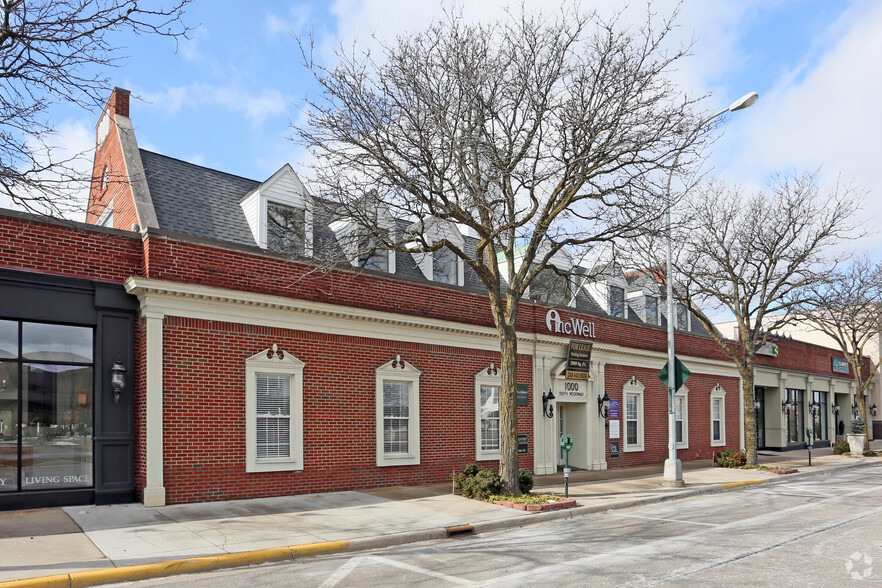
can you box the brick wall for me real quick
[602,364,741,468]
[153,316,534,504]
[0,213,142,282]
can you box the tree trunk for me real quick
[741,358,758,466]
[498,322,521,496]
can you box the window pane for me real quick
[480,385,500,451]
[0,320,16,359]
[626,421,637,445]
[21,364,93,489]
[383,381,409,454]
[530,268,568,306]
[433,247,457,284]
[256,374,290,459]
[267,202,306,255]
[645,297,658,325]
[676,304,688,330]
[359,236,389,272]
[22,323,92,362]
[0,362,18,492]
[674,396,684,443]
[609,287,625,318]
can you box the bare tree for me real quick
[293,5,711,493]
[0,0,192,215]
[656,171,863,465]
[795,257,882,432]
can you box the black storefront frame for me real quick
[0,269,136,510]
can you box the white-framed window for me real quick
[675,387,689,448]
[623,376,645,451]
[529,267,570,306]
[245,344,305,473]
[266,201,307,255]
[475,365,502,461]
[609,286,625,318]
[433,246,458,284]
[711,384,726,446]
[676,303,690,331]
[645,295,658,325]
[376,356,421,466]
[358,234,395,273]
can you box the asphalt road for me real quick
[135,463,882,586]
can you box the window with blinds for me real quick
[626,393,638,446]
[383,381,410,455]
[712,397,722,442]
[480,385,500,452]
[256,374,291,460]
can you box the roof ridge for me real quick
[139,149,260,184]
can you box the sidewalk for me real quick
[1,443,880,587]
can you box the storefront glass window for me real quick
[786,388,803,443]
[1,322,94,492]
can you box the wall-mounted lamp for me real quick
[782,398,793,414]
[832,404,840,418]
[808,400,821,418]
[542,390,555,419]
[852,400,859,419]
[597,392,610,418]
[872,404,878,417]
[110,360,126,404]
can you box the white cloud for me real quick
[265,4,313,38]
[137,83,290,127]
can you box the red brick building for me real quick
[0,88,856,510]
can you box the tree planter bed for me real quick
[493,497,577,512]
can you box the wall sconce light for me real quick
[832,404,840,418]
[542,390,555,419]
[597,392,610,418]
[852,400,859,419]
[781,399,791,414]
[111,360,126,403]
[872,404,878,417]
[808,400,821,418]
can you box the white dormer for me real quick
[329,204,397,273]
[409,217,465,286]
[240,164,313,256]
[581,267,628,318]
[626,277,662,325]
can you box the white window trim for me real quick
[675,387,689,449]
[97,200,113,227]
[711,384,726,447]
[623,376,645,452]
[245,345,305,473]
[475,365,502,461]
[376,355,421,467]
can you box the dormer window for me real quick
[240,164,314,257]
[358,235,391,272]
[432,246,458,284]
[529,267,569,306]
[609,286,625,318]
[645,295,658,325]
[676,302,690,331]
[266,201,306,255]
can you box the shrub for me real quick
[833,440,850,455]
[453,465,501,499]
[518,469,534,494]
[714,448,747,468]
[851,418,867,434]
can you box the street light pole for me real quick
[663,92,758,487]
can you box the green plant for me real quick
[453,465,501,499]
[851,418,867,434]
[833,440,850,455]
[518,469,534,494]
[714,448,747,468]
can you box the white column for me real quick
[143,311,166,507]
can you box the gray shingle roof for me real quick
[140,150,259,247]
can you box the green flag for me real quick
[658,356,691,391]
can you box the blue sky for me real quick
[41,0,882,252]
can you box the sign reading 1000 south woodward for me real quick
[566,340,592,380]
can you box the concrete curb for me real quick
[2,459,877,588]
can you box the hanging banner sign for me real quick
[566,340,592,380]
